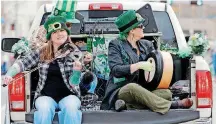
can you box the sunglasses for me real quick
[136,24,145,29]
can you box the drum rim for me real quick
[143,50,163,91]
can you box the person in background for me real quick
[1,54,14,75]
[2,16,83,124]
[1,61,7,75]
[101,10,193,114]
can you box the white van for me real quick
[1,1,214,124]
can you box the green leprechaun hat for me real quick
[115,10,145,33]
[44,16,70,40]
[52,0,80,24]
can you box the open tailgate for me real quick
[26,109,199,124]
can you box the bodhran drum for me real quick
[142,50,173,91]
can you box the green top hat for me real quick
[44,16,70,40]
[52,0,80,24]
[115,10,145,33]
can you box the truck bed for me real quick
[25,109,199,124]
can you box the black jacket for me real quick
[100,38,155,110]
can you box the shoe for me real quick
[171,98,193,109]
[81,94,98,106]
[115,99,126,112]
[177,98,193,109]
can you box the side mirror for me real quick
[185,36,190,43]
[1,38,20,53]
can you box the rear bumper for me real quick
[180,117,212,124]
[13,121,32,124]
[196,118,212,124]
[25,109,199,124]
[11,112,26,121]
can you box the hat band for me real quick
[47,22,67,33]
[119,18,138,32]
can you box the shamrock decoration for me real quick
[11,37,31,55]
[54,9,59,16]
[61,11,67,17]
[188,33,210,56]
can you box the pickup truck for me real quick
[1,1,214,124]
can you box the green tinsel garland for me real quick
[11,37,31,55]
[188,33,209,56]
[160,42,192,59]
[160,33,209,58]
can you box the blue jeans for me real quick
[34,95,82,124]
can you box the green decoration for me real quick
[188,33,210,56]
[93,37,105,48]
[115,10,145,33]
[160,33,209,58]
[11,37,31,55]
[91,36,115,80]
[93,53,110,80]
[44,16,70,40]
[87,38,93,52]
[177,47,192,58]
[69,70,81,85]
[160,42,192,58]
[52,0,80,24]
[160,43,178,54]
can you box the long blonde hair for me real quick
[40,40,54,62]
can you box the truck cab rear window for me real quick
[40,11,177,48]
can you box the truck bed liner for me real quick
[25,109,199,124]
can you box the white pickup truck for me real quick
[1,1,214,124]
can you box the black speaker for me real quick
[136,4,158,33]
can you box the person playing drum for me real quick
[100,10,193,114]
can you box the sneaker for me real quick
[81,94,98,107]
[171,98,193,109]
[177,98,193,109]
[115,99,126,112]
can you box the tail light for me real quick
[8,73,25,111]
[89,3,123,10]
[196,70,212,108]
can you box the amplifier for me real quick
[83,21,119,34]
